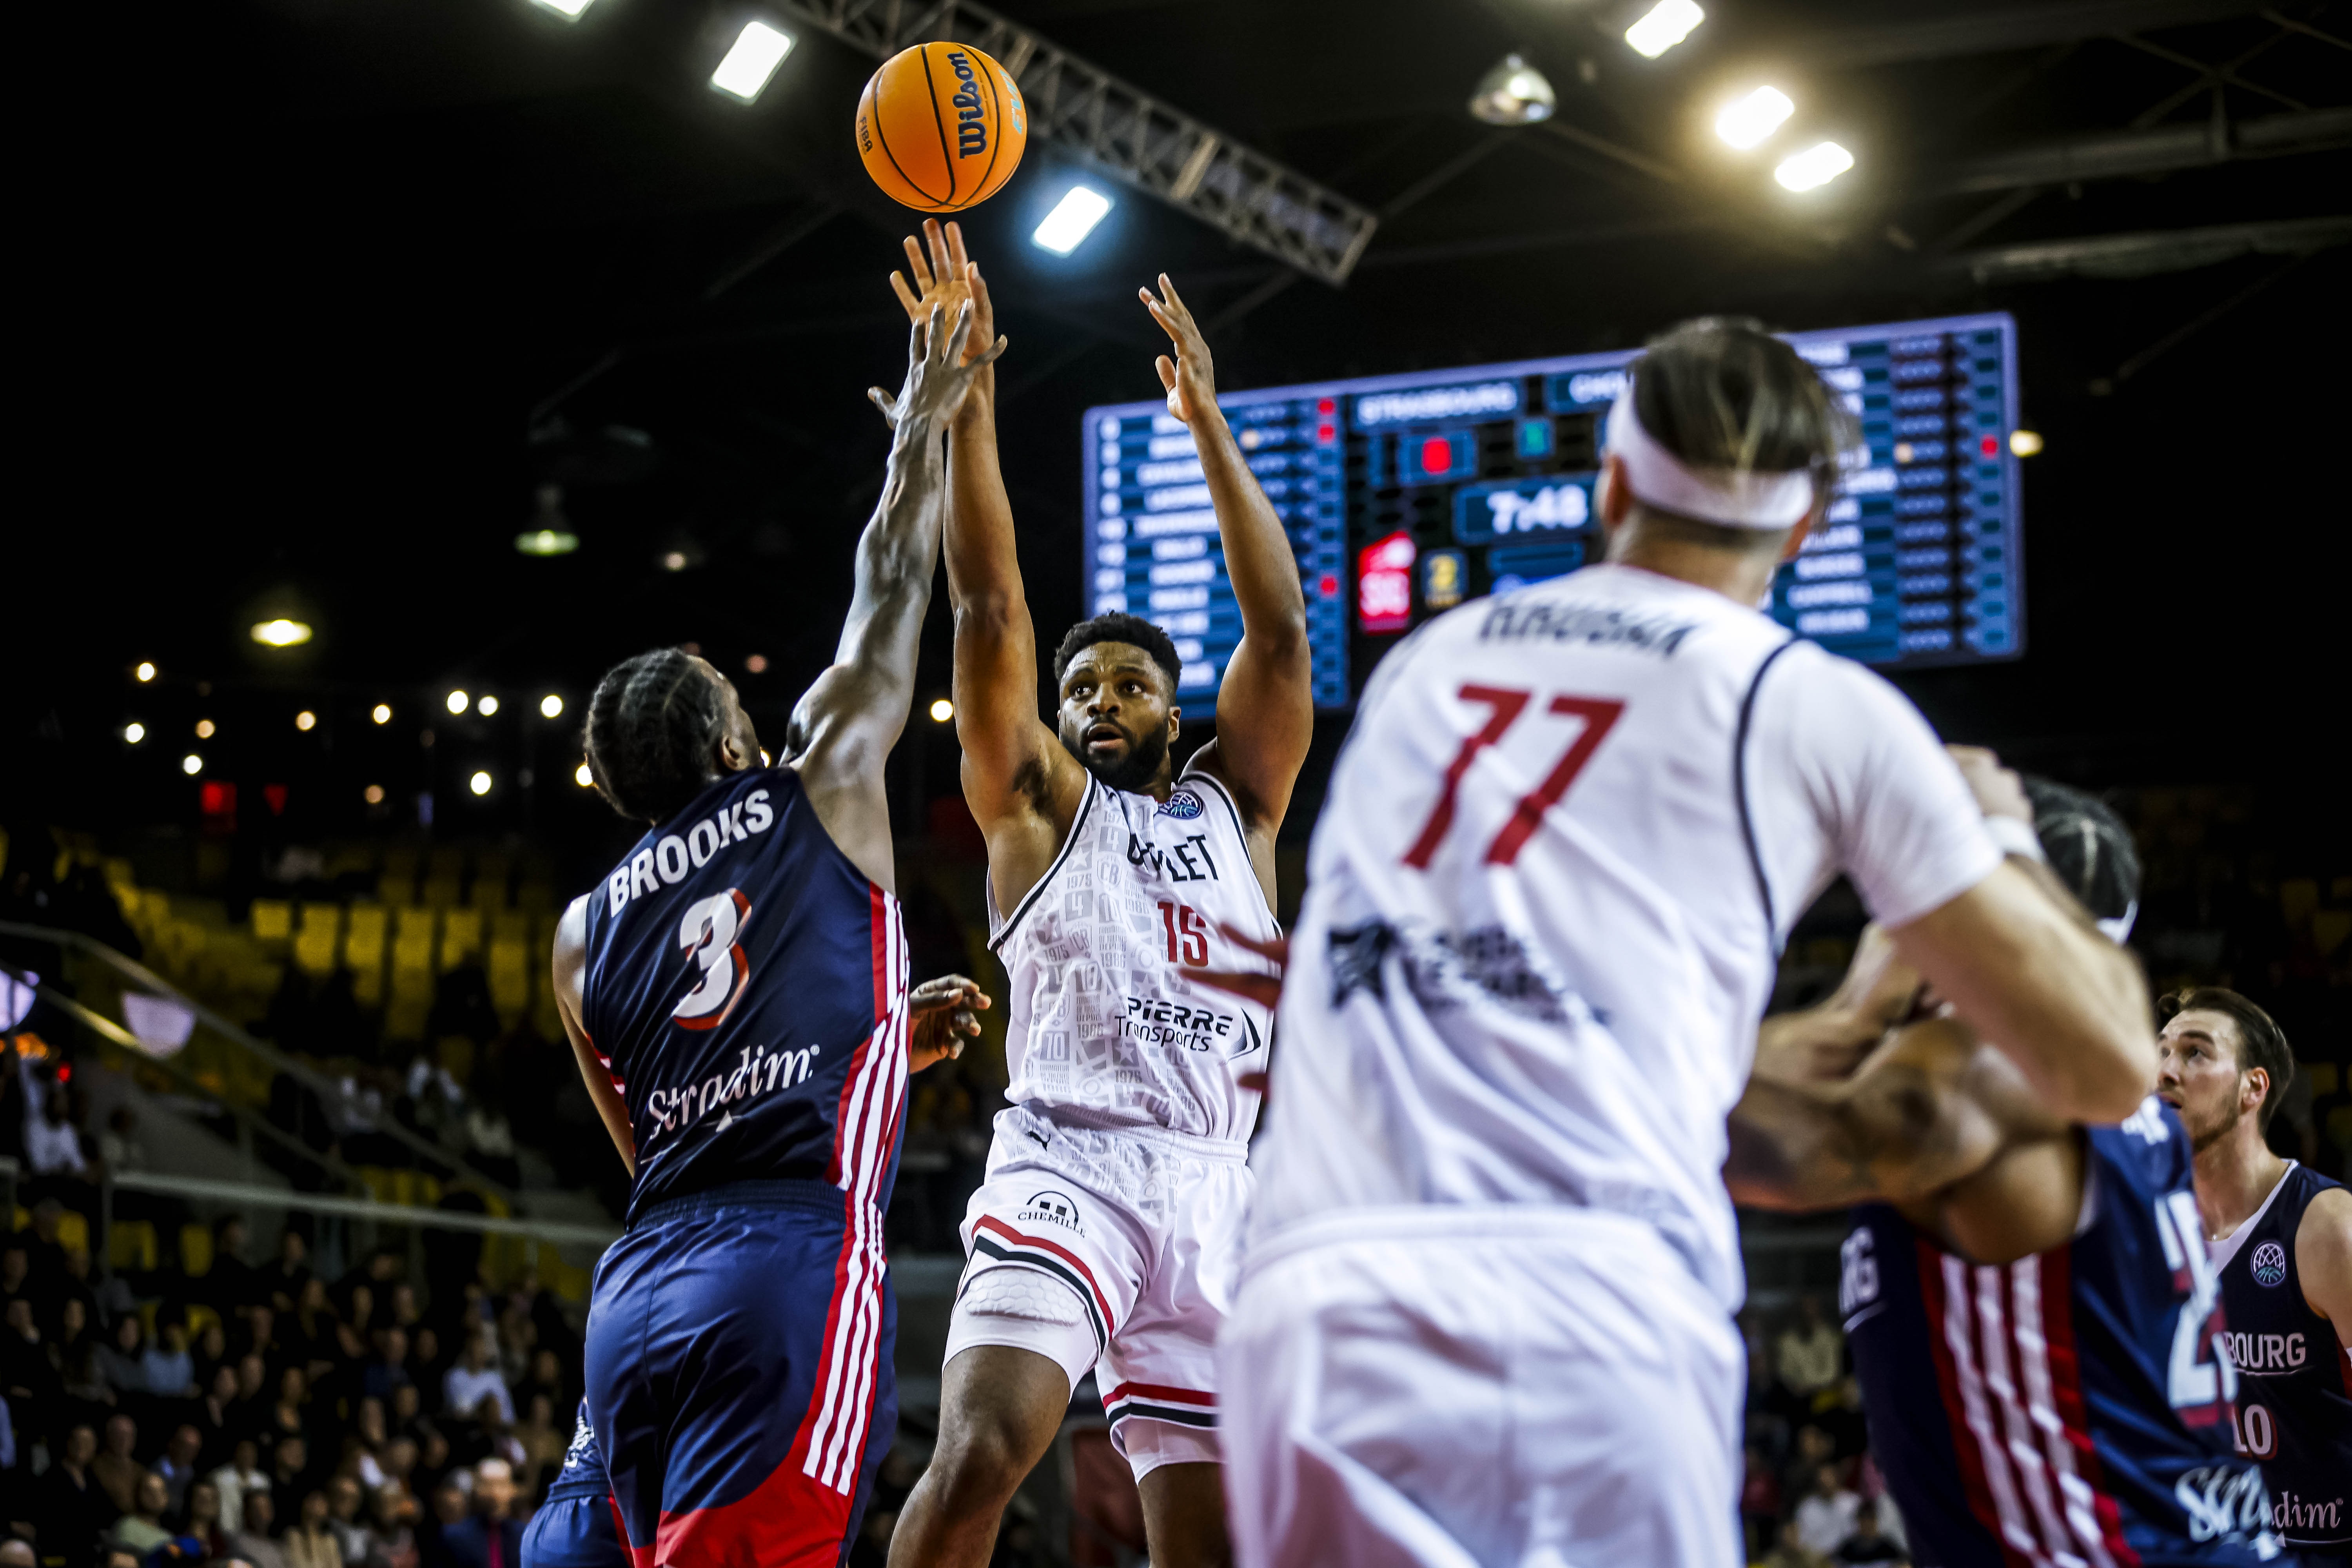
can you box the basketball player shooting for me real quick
[1730,774,2285,1563]
[1214,318,2155,1568]
[548,299,1002,1568]
[875,220,1312,1568]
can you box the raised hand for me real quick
[887,219,996,367]
[909,973,991,1073]
[868,296,1007,431]
[1140,273,1220,430]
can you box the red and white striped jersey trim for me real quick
[798,886,910,1497]
[1928,1245,2137,1568]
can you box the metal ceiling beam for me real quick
[1927,105,2352,194]
[1940,213,2351,281]
[768,0,1379,285]
[1798,0,2271,68]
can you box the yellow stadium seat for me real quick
[346,904,389,1007]
[250,900,294,949]
[377,871,414,907]
[420,876,463,911]
[293,903,343,978]
[109,1221,158,1272]
[184,1303,221,1339]
[180,1224,214,1277]
[488,936,530,1023]
[56,1210,90,1257]
[440,908,484,972]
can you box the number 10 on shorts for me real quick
[1159,900,1209,965]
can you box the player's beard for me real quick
[1065,722,1169,795]
[2184,1094,2243,1153]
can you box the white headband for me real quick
[1604,387,1817,531]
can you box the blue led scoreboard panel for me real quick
[1082,310,2023,707]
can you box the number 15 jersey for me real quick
[1253,563,2002,1310]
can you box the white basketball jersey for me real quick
[1251,564,2002,1310]
[989,768,1279,1144]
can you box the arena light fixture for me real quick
[250,618,313,648]
[364,784,386,805]
[1034,187,1113,255]
[2009,429,2045,457]
[195,719,216,739]
[478,695,501,717]
[295,710,317,732]
[929,698,955,723]
[574,762,595,788]
[529,0,596,19]
[372,703,393,725]
[446,690,471,715]
[182,753,204,776]
[540,694,564,719]
[515,529,580,557]
[123,722,146,745]
[1625,0,1704,58]
[1715,86,1793,151]
[470,771,494,797]
[711,20,793,103]
[661,550,691,572]
[1468,54,1556,127]
[135,662,156,682]
[743,653,768,674]
[1775,140,1854,191]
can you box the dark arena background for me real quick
[4,0,2348,1563]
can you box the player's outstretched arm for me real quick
[550,893,636,1176]
[2299,1185,2352,1337]
[1884,751,2153,1124]
[1141,276,1313,866]
[886,221,1083,886]
[793,297,1005,895]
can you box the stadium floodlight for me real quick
[478,695,501,716]
[182,753,203,776]
[123,722,146,745]
[711,20,793,103]
[1626,0,1704,58]
[575,762,595,787]
[929,699,955,723]
[2010,429,2045,457]
[1034,187,1113,255]
[372,704,393,725]
[530,0,596,18]
[250,618,312,647]
[1775,140,1854,191]
[295,711,317,732]
[446,690,471,715]
[1468,54,1556,127]
[541,694,564,719]
[470,771,494,797]
[195,719,216,739]
[135,662,156,682]
[1716,86,1794,150]
[515,529,579,556]
[365,785,385,805]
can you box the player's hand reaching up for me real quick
[887,219,996,368]
[1185,924,1287,1095]
[868,294,1006,432]
[1141,274,1221,431]
[909,974,991,1073]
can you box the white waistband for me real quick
[1008,1102,1250,1162]
[1241,1203,1686,1282]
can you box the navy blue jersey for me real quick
[579,766,910,1224]
[1840,1098,2281,1567]
[2216,1161,2351,1550]
[545,1400,610,1503]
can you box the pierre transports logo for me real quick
[2250,1239,2289,1287]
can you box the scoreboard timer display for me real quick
[1082,310,2023,709]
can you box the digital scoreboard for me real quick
[1082,310,2023,708]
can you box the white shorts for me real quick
[1218,1208,1745,1568]
[947,1105,1251,1480]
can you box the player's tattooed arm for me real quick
[795,295,1005,892]
[1140,275,1314,876]
[885,220,1086,866]
[551,894,637,1176]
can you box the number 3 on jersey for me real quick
[674,889,751,1030]
[1158,900,1209,966]
[1404,684,1626,869]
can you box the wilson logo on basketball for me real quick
[947,52,987,158]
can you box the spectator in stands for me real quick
[285,1490,343,1568]
[1,1300,62,1445]
[156,1426,204,1515]
[21,1062,94,1210]
[211,1439,269,1535]
[512,1349,564,1421]
[207,1218,264,1319]
[56,1297,109,1417]
[195,1363,242,1465]
[0,1245,28,1317]
[191,1319,229,1388]
[232,1353,271,1439]
[269,1436,314,1508]
[181,1478,229,1560]
[436,1460,518,1568]
[459,1096,518,1191]
[142,1325,198,1400]
[364,1483,420,1568]
[266,1232,312,1318]
[36,1423,112,1568]
[417,1477,468,1568]
[1777,1295,1846,1412]
[363,1329,411,1404]
[1833,1498,1908,1566]
[1794,1461,1863,1557]
[347,1399,391,1489]
[94,1317,145,1406]
[439,1336,509,1428]
[326,1479,372,1568]
[225,1486,288,1568]
[109,1472,172,1557]
[1762,1517,1829,1568]
[1739,1441,1783,1560]
[512,1396,564,1494]
[285,1280,340,1373]
[266,1367,312,1452]
[92,1416,141,1515]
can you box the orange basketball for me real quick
[856,42,1027,212]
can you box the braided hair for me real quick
[583,649,732,824]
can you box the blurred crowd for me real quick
[1736,1297,1908,1568]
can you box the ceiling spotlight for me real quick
[372,704,393,725]
[1775,140,1855,191]
[182,753,204,776]
[295,711,317,732]
[743,654,768,674]
[540,694,564,719]
[929,698,955,723]
[365,784,386,804]
[250,618,313,648]
[1625,0,1704,58]
[195,719,216,739]
[574,762,595,788]
[1715,85,1793,150]
[711,20,793,103]
[477,695,501,717]
[470,771,494,797]
[446,690,471,715]
[1468,53,1556,126]
[516,484,580,556]
[135,662,156,682]
[2009,429,2045,457]
[529,0,595,19]
[661,550,690,572]
[1034,187,1112,255]
[123,722,146,745]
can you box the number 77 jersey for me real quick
[1249,562,2005,1311]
